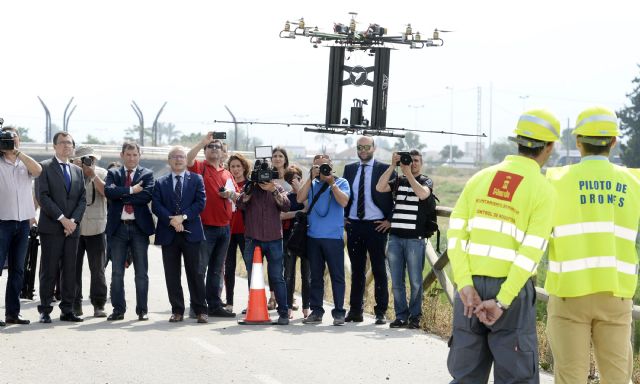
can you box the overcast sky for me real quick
[2,0,639,156]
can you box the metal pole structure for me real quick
[476,86,482,166]
[131,101,144,146]
[63,97,76,132]
[446,87,454,163]
[37,96,52,150]
[489,82,493,152]
[151,102,167,147]
[224,105,238,150]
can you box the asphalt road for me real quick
[0,245,553,384]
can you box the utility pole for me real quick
[131,101,144,146]
[224,105,238,150]
[37,96,52,150]
[151,102,167,146]
[62,97,77,132]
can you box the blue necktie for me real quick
[61,163,71,193]
[174,175,182,214]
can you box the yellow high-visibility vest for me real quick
[447,155,556,306]
[545,158,640,298]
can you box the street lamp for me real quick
[519,95,529,111]
[446,87,454,164]
[408,104,425,130]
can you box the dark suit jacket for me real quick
[35,157,87,237]
[152,171,206,245]
[104,166,155,236]
[343,159,395,220]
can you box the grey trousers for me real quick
[447,276,539,384]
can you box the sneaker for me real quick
[73,306,83,317]
[375,314,386,325]
[407,317,421,329]
[275,315,289,325]
[345,311,364,322]
[302,312,323,324]
[333,315,345,326]
[389,318,408,328]
[93,307,107,318]
[209,307,236,318]
[224,304,234,312]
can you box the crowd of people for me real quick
[0,105,638,383]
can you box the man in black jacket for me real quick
[342,136,394,324]
[35,132,86,323]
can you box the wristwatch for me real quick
[495,300,509,311]
[182,214,188,221]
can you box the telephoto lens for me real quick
[319,163,332,176]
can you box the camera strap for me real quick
[308,183,330,214]
[86,182,96,206]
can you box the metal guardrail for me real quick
[424,206,640,320]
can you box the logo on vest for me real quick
[488,171,523,202]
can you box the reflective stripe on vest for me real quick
[552,221,637,242]
[468,217,525,243]
[467,242,537,273]
[548,256,638,275]
[449,218,466,230]
[447,237,467,252]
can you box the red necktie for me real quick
[124,169,134,214]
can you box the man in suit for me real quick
[152,146,208,323]
[104,142,155,321]
[35,132,86,323]
[342,136,395,324]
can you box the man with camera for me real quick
[71,146,108,318]
[297,154,350,325]
[343,136,394,324]
[36,132,87,323]
[0,122,42,325]
[376,150,433,329]
[187,132,237,318]
[236,154,291,325]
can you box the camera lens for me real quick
[319,163,332,176]
[81,157,94,166]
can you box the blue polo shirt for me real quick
[307,177,350,240]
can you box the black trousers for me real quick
[345,220,389,316]
[162,233,207,316]
[224,233,245,305]
[38,233,79,315]
[283,229,310,309]
[74,233,108,308]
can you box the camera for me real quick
[319,163,332,177]
[209,131,226,140]
[397,152,412,166]
[219,186,226,193]
[250,159,279,183]
[0,130,16,151]
[81,156,94,166]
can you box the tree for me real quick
[84,134,106,145]
[124,125,151,144]
[439,145,464,161]
[560,128,577,152]
[16,127,34,142]
[394,132,426,151]
[376,138,392,150]
[489,140,517,162]
[226,125,263,151]
[157,122,181,145]
[619,66,640,167]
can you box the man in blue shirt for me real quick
[297,154,350,325]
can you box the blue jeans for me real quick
[242,237,288,317]
[0,220,29,316]
[109,222,149,315]
[307,237,346,318]
[202,225,230,310]
[387,234,426,321]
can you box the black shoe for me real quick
[375,314,386,325]
[302,312,323,324]
[0,319,5,326]
[60,312,84,322]
[274,315,290,325]
[345,311,363,322]
[73,306,83,316]
[407,317,421,329]
[5,314,30,325]
[107,312,124,321]
[138,313,149,321]
[389,319,408,328]
[208,307,236,318]
[39,313,52,324]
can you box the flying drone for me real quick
[280,12,448,50]
[213,13,483,140]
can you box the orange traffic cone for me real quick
[238,246,272,325]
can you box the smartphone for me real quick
[210,131,227,140]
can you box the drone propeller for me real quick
[433,28,454,40]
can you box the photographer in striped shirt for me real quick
[376,150,434,329]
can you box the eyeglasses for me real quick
[356,145,372,151]
[56,140,74,146]
[206,144,222,150]
[169,155,186,160]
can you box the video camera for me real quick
[396,151,412,166]
[0,118,16,151]
[244,146,279,195]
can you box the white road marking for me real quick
[252,374,283,384]
[190,337,224,355]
